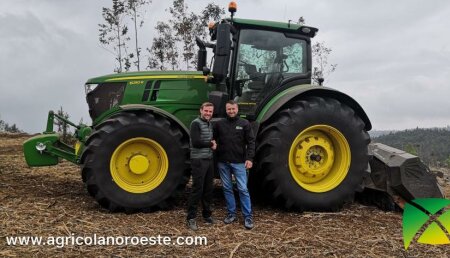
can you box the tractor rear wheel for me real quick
[80,111,189,212]
[255,96,370,211]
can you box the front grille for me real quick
[86,82,126,121]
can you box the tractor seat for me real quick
[247,81,265,90]
[244,64,266,90]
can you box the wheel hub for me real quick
[293,132,334,182]
[129,155,150,175]
[309,154,322,162]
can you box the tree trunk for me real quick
[134,10,140,71]
[117,23,122,73]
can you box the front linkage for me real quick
[23,110,92,166]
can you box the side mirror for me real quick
[196,37,207,72]
[197,49,207,72]
[196,37,216,73]
[212,23,232,83]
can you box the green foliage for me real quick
[99,0,130,73]
[126,0,151,71]
[0,115,23,133]
[311,41,337,85]
[55,106,73,143]
[147,0,224,70]
[197,3,225,40]
[373,127,450,166]
[295,17,337,85]
[403,143,418,156]
[168,0,196,69]
[147,21,178,70]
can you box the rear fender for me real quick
[256,85,372,131]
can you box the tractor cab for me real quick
[197,5,317,118]
[232,26,312,114]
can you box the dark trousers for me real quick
[187,158,214,220]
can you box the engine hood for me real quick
[86,71,205,84]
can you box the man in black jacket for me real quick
[214,100,256,229]
[186,102,217,231]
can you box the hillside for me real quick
[369,130,397,138]
[372,127,450,166]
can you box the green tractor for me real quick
[23,5,443,212]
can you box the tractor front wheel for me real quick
[80,111,189,212]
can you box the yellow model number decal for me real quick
[129,81,144,85]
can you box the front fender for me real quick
[95,104,190,136]
[256,85,372,131]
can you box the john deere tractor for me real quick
[23,3,443,212]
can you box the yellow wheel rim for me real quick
[110,137,168,193]
[288,125,350,193]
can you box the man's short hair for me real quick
[226,100,238,106]
[200,102,214,109]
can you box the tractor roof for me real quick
[226,17,318,37]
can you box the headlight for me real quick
[85,83,99,95]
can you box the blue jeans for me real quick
[218,162,252,219]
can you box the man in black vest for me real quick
[214,100,256,229]
[186,102,217,230]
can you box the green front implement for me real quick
[23,111,92,166]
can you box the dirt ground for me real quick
[1,133,449,257]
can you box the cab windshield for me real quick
[234,29,307,113]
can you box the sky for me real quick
[1,0,449,133]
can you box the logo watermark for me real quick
[402,198,450,250]
[5,234,207,248]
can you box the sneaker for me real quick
[187,219,198,231]
[223,214,236,224]
[244,217,254,230]
[204,216,216,224]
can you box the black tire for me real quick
[80,111,189,212]
[254,96,370,211]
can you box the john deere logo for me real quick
[403,198,450,250]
